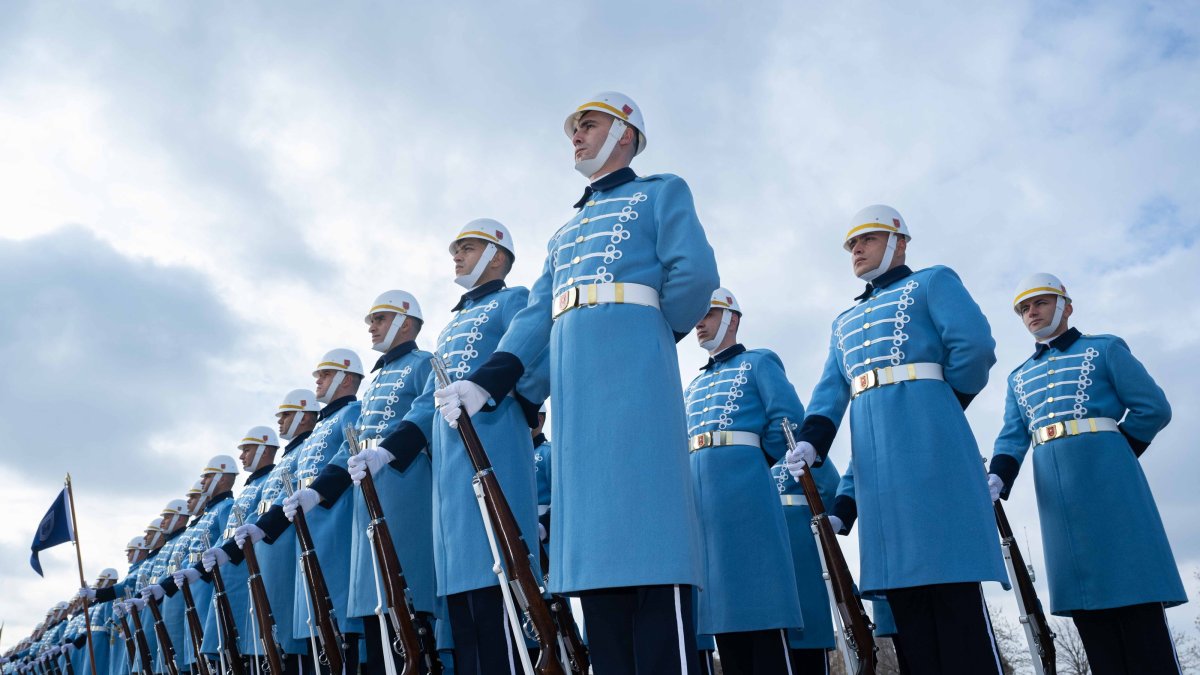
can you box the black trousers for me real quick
[446,586,529,675]
[579,584,700,675]
[361,613,440,675]
[787,647,829,674]
[1072,602,1181,674]
[715,629,792,675]
[886,583,1002,675]
[298,632,359,675]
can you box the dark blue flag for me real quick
[30,488,74,576]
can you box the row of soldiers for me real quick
[3,91,1188,675]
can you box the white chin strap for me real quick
[575,119,627,179]
[700,309,733,353]
[281,413,303,440]
[1032,296,1067,339]
[250,444,269,472]
[371,315,406,353]
[317,371,346,404]
[455,243,498,289]
[856,233,898,282]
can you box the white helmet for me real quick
[844,205,912,282]
[364,290,424,353]
[564,91,647,160]
[1013,273,1072,339]
[313,348,364,404]
[239,425,279,471]
[699,287,742,353]
[186,480,204,497]
[96,568,119,586]
[162,498,191,521]
[202,455,239,476]
[125,535,149,552]
[450,219,515,289]
[276,388,319,440]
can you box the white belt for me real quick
[689,430,761,452]
[552,282,660,319]
[850,362,944,398]
[1032,417,1119,445]
[780,494,808,507]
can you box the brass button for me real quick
[703,407,709,413]
[586,200,595,207]
[575,236,584,243]
[1049,356,1056,361]
[865,307,873,313]
[442,353,449,359]
[581,217,590,224]
[567,277,574,285]
[572,256,580,264]
[1048,412,1056,418]
[863,322,870,329]
[1048,382,1055,388]
[864,339,871,346]
[1048,369,1055,375]
[1047,396,1055,403]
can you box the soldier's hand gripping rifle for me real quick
[432,356,566,675]
[282,470,347,675]
[175,549,214,675]
[201,533,246,675]
[345,425,442,675]
[142,575,181,675]
[994,500,1056,674]
[782,419,877,675]
[232,507,285,675]
[113,597,137,666]
[124,589,155,675]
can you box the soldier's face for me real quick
[695,308,724,344]
[239,443,257,470]
[277,411,294,435]
[368,312,395,346]
[1018,294,1071,335]
[848,232,888,276]
[572,111,617,163]
[314,369,337,397]
[452,239,486,277]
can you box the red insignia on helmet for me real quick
[495,230,504,240]
[402,301,410,310]
[300,399,307,406]
[622,104,633,115]
[725,296,733,304]
[893,218,901,228]
[343,359,351,367]
[259,435,268,442]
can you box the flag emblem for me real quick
[622,104,633,115]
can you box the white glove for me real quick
[128,598,145,611]
[828,515,845,534]
[141,585,164,602]
[112,602,126,619]
[203,546,230,571]
[537,523,548,543]
[434,380,490,428]
[62,645,74,655]
[173,568,200,587]
[234,524,266,547]
[348,448,395,483]
[784,441,818,479]
[76,587,95,601]
[283,489,320,521]
[988,474,1004,502]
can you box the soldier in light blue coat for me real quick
[374,221,548,672]
[790,205,1005,673]
[81,568,120,675]
[988,273,1185,672]
[685,288,803,674]
[141,499,193,674]
[304,289,440,675]
[770,456,839,671]
[439,92,719,675]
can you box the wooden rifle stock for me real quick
[115,612,137,664]
[537,541,589,674]
[432,357,565,675]
[782,419,877,675]
[241,541,285,675]
[286,478,346,675]
[179,581,214,675]
[345,427,441,675]
[143,595,181,675]
[207,564,247,675]
[126,601,155,674]
[994,501,1056,674]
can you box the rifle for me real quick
[782,419,877,675]
[995,501,1056,674]
[282,471,347,675]
[232,506,285,675]
[142,585,181,675]
[345,425,442,675]
[124,590,155,675]
[175,550,214,675]
[536,540,589,675]
[114,611,136,665]
[432,356,566,675]
[202,534,246,675]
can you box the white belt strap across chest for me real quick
[689,430,761,452]
[850,362,944,398]
[1032,416,1119,446]
[552,282,660,319]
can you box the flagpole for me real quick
[64,474,99,675]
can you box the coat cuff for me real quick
[382,421,428,473]
[310,464,352,508]
[468,351,524,404]
[797,415,837,465]
[159,578,178,597]
[221,539,245,566]
[256,506,290,543]
[95,586,117,603]
[1119,424,1151,458]
[988,455,1022,499]
[829,495,857,534]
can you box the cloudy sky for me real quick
[2,0,1197,650]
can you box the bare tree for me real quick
[989,606,1030,674]
[1173,626,1200,673]
[1051,618,1090,675]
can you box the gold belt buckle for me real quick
[256,502,270,515]
[1037,421,1066,444]
[853,368,878,397]
[690,432,712,452]
[553,287,579,319]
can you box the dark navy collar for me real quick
[208,491,233,506]
[318,395,356,421]
[247,464,275,483]
[162,527,185,543]
[283,429,311,454]
[372,340,418,372]
[855,265,913,301]
[452,279,507,312]
[532,433,548,447]
[702,343,747,371]
[1033,327,1082,360]
[573,167,638,208]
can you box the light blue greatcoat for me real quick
[86,599,114,675]
[685,345,804,635]
[990,329,1184,615]
[402,282,547,596]
[250,438,307,655]
[176,493,233,665]
[324,344,439,619]
[64,613,87,675]
[804,265,1006,596]
[135,548,167,672]
[200,470,273,656]
[770,459,840,650]
[488,170,720,593]
[292,398,363,639]
[111,559,146,675]
[148,530,187,673]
